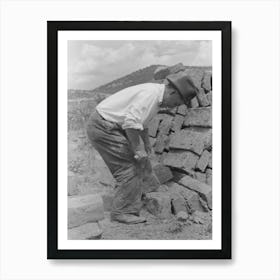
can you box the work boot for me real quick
[110,213,146,224]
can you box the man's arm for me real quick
[139,128,152,155]
[125,128,153,175]
[125,128,147,159]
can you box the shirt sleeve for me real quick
[121,89,157,131]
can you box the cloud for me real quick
[68,40,211,90]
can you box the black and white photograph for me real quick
[68,40,213,239]
[48,21,231,259]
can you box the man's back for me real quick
[96,83,165,130]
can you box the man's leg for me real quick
[86,111,145,223]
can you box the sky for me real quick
[68,40,212,90]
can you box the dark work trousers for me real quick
[86,109,144,216]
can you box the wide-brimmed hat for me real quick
[167,74,198,105]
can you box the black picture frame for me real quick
[47,21,231,259]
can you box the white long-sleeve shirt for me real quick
[96,83,165,130]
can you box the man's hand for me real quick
[134,150,148,160]
[134,151,153,177]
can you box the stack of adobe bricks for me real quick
[145,64,213,214]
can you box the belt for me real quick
[95,109,124,131]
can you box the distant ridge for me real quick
[92,64,161,94]
[68,64,212,99]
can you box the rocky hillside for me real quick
[68,64,212,99]
[93,64,161,94]
[93,64,211,94]
[68,65,161,100]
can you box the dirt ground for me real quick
[68,129,212,240]
[100,211,211,240]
